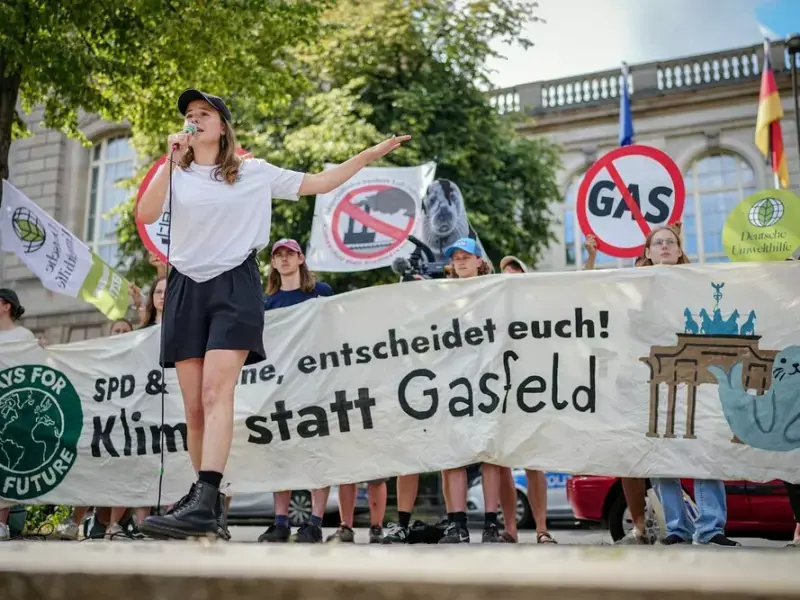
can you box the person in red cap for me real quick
[258,238,333,543]
[263,239,333,309]
[137,88,409,540]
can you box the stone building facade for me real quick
[490,40,800,271]
[3,41,800,342]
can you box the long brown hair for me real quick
[141,276,166,328]
[178,120,243,185]
[266,261,317,295]
[445,259,491,278]
[635,223,691,267]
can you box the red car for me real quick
[567,476,795,541]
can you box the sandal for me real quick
[536,532,558,544]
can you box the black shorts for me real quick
[160,252,266,368]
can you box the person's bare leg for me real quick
[397,474,419,513]
[622,477,648,537]
[327,483,358,543]
[440,468,468,543]
[442,470,453,513]
[481,463,502,527]
[383,475,419,543]
[273,490,291,522]
[132,507,149,524]
[338,483,357,527]
[526,469,556,543]
[139,351,246,539]
[500,467,518,541]
[94,507,112,526]
[199,350,247,472]
[311,487,330,521]
[104,507,127,537]
[175,359,204,473]
[369,481,387,527]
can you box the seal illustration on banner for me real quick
[0,365,83,500]
[722,188,800,262]
[639,282,782,443]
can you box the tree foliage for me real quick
[116,0,563,290]
[0,0,327,200]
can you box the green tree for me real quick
[116,0,562,289]
[0,0,327,239]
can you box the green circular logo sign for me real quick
[0,366,83,500]
[11,207,47,254]
[723,189,800,262]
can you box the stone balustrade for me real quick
[489,40,800,116]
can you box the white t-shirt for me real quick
[161,158,305,283]
[0,326,35,343]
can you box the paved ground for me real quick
[228,524,792,548]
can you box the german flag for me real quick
[755,40,789,188]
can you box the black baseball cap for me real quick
[0,289,24,319]
[178,89,231,122]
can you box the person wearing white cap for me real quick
[137,88,409,540]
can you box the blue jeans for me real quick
[652,478,726,543]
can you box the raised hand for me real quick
[366,134,411,162]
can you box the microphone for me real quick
[172,120,197,150]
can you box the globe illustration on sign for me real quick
[0,390,63,474]
[747,197,784,228]
[11,207,46,253]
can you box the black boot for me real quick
[139,481,218,539]
[215,492,231,541]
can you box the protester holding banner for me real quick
[437,237,510,543]
[136,87,408,539]
[258,239,334,544]
[499,256,553,544]
[634,224,738,547]
[0,290,34,539]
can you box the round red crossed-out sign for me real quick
[331,184,417,260]
[135,147,252,264]
[576,145,685,259]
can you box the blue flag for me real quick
[619,62,634,147]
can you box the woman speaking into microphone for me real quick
[136,89,409,539]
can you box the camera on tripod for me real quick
[391,235,447,281]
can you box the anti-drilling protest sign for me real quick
[306,163,437,272]
[0,181,132,320]
[577,145,685,258]
[1,261,799,507]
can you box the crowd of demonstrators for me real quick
[1,228,799,546]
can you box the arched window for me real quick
[563,173,635,270]
[682,152,756,262]
[85,136,137,266]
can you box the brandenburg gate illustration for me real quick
[638,283,778,441]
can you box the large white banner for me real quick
[1,262,799,507]
[1,181,131,319]
[305,163,437,272]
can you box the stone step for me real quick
[1,540,798,600]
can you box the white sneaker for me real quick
[0,522,9,540]
[54,520,80,540]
